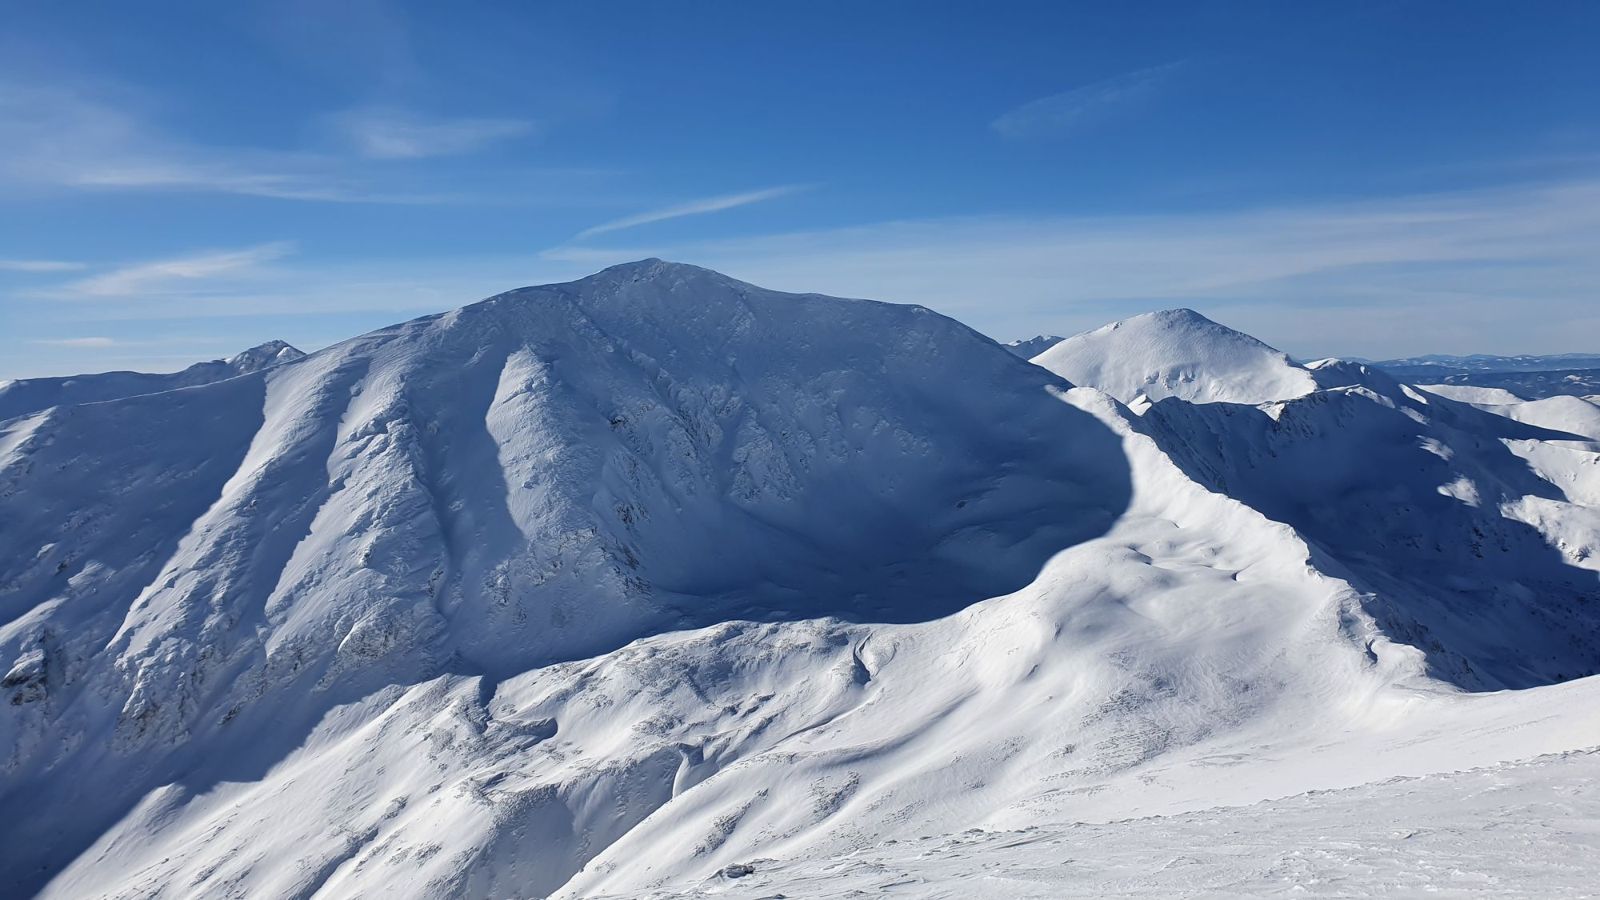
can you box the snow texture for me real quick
[614,749,1600,898]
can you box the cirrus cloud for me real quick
[574,185,812,239]
[65,242,296,298]
[992,62,1185,139]
[0,259,85,273]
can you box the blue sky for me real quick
[3,1,1598,378]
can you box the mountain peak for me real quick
[0,339,309,422]
[1034,308,1317,405]
[1146,307,1210,322]
[595,256,667,274]
[1124,308,1256,339]
[585,258,717,283]
[1004,334,1066,359]
[224,340,306,373]
[491,259,754,309]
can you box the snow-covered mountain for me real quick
[1003,334,1063,358]
[0,340,305,421]
[1030,308,1320,405]
[3,262,1598,898]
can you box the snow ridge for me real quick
[1004,334,1064,358]
[0,340,306,422]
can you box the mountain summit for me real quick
[1003,334,1065,358]
[0,339,306,421]
[1033,308,1319,405]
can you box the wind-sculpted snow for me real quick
[0,340,304,422]
[2,263,1598,897]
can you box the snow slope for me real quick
[1031,309,1319,405]
[619,748,1600,898]
[1415,382,1528,404]
[3,263,1599,897]
[1420,385,1600,441]
[0,340,305,422]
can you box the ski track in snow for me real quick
[1,260,1598,898]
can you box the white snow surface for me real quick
[2,261,1598,898]
[1419,385,1600,441]
[1417,382,1529,405]
[1032,309,1320,405]
[618,748,1600,898]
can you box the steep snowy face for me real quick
[1033,308,1319,405]
[1142,378,1600,689]
[0,339,306,421]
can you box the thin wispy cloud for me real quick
[543,177,1600,358]
[30,336,118,348]
[992,62,1184,139]
[62,163,367,202]
[18,178,1600,360]
[0,82,331,200]
[329,108,536,159]
[66,242,295,297]
[11,334,274,377]
[0,81,556,204]
[575,185,810,239]
[0,259,85,272]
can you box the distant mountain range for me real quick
[1371,352,1600,373]
[1358,354,1600,400]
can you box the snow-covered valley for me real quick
[3,261,1599,897]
